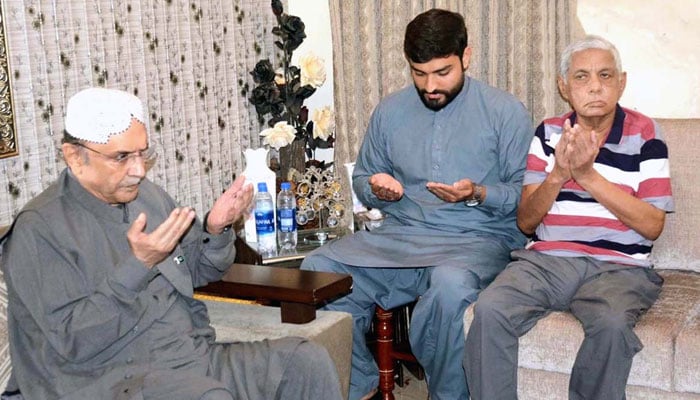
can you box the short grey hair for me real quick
[559,35,623,82]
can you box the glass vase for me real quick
[278,139,306,181]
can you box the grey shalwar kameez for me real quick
[301,78,533,400]
[1,169,341,400]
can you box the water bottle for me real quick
[254,182,276,255]
[277,181,298,249]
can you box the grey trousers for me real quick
[302,237,513,400]
[141,337,342,400]
[208,337,342,400]
[3,338,341,400]
[464,250,663,400]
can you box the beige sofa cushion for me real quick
[651,119,700,273]
[464,270,700,394]
[675,299,700,393]
[516,368,700,400]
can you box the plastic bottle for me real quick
[242,148,276,243]
[277,181,298,249]
[254,182,276,255]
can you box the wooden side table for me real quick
[196,236,352,324]
[196,263,352,324]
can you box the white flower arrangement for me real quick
[248,0,335,171]
[299,52,326,88]
[311,106,335,141]
[260,121,297,150]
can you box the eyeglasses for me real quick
[74,143,158,168]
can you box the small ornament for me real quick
[291,166,346,230]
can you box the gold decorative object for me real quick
[289,166,346,233]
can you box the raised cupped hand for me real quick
[553,119,600,185]
[552,119,575,183]
[565,122,599,181]
[206,175,254,234]
[426,179,475,202]
[369,173,404,201]
[127,207,197,268]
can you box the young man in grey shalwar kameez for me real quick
[300,9,533,400]
[0,88,342,400]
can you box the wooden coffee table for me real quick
[197,263,352,324]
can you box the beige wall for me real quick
[578,0,700,118]
[288,0,334,163]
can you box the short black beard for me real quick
[415,75,465,111]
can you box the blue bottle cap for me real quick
[257,182,268,192]
[281,182,291,191]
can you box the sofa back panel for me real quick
[651,119,700,273]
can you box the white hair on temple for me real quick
[65,87,145,144]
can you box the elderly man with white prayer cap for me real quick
[0,87,343,400]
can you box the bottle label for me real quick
[254,210,275,234]
[278,208,297,232]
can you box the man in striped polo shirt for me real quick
[464,35,674,400]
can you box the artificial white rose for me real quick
[299,53,326,88]
[311,106,335,141]
[260,121,296,150]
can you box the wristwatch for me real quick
[464,184,483,207]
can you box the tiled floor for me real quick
[388,365,429,400]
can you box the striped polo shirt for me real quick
[524,105,674,267]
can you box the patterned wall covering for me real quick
[0,0,281,226]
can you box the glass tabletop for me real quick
[246,227,350,266]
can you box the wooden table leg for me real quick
[280,302,316,324]
[375,306,395,400]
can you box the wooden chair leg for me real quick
[375,306,396,400]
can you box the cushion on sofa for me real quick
[627,271,700,391]
[651,119,700,273]
[674,298,700,393]
[516,368,700,400]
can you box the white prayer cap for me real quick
[65,87,145,144]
